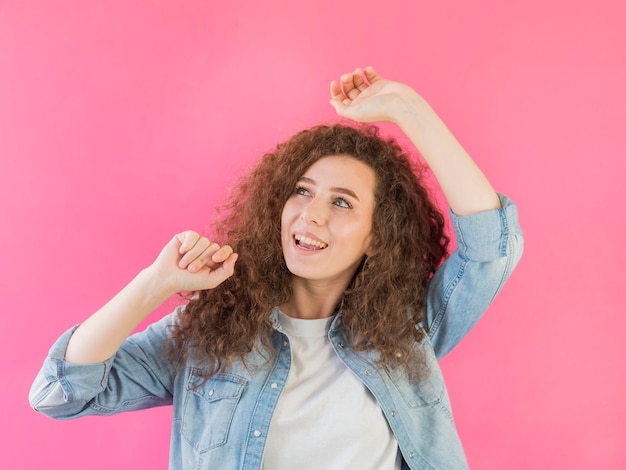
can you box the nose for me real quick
[300,196,327,225]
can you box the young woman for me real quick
[30,67,523,469]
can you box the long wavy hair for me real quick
[170,123,449,376]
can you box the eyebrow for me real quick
[298,176,361,201]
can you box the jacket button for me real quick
[270,383,278,389]
[364,369,372,376]
[208,389,214,396]
[253,430,262,438]
[391,410,397,417]
[338,342,345,348]
[409,452,415,458]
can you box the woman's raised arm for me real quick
[329,66,501,216]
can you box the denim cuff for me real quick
[450,194,522,262]
[41,325,113,402]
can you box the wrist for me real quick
[137,267,179,303]
[394,95,443,150]
[390,89,430,125]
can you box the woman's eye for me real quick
[294,186,310,196]
[333,197,352,209]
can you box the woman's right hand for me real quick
[64,233,237,364]
[148,231,238,295]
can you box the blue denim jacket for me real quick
[30,195,523,470]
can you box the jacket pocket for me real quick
[181,370,247,453]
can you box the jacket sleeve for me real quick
[29,311,180,419]
[422,194,524,359]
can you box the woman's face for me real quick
[281,155,376,286]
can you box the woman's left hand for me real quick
[329,66,423,125]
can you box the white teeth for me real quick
[295,234,328,249]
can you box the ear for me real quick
[364,233,377,257]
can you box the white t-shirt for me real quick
[262,311,402,470]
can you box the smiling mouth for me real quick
[294,234,328,250]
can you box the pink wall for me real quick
[2,0,625,468]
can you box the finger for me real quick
[221,252,238,276]
[211,244,234,264]
[363,66,382,84]
[179,238,213,269]
[203,253,239,289]
[330,80,345,101]
[329,97,357,120]
[188,243,223,272]
[177,231,201,255]
[197,244,233,271]
[184,252,238,292]
[352,67,368,91]
[330,80,352,111]
[340,73,360,100]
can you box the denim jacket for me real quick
[30,195,523,470]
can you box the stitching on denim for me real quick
[241,338,286,468]
[453,213,468,259]
[425,212,470,338]
[499,205,509,257]
[56,360,74,403]
[427,258,467,340]
[89,395,167,414]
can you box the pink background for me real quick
[2,0,625,468]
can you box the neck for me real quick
[280,276,349,319]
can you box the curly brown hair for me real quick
[170,123,449,376]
